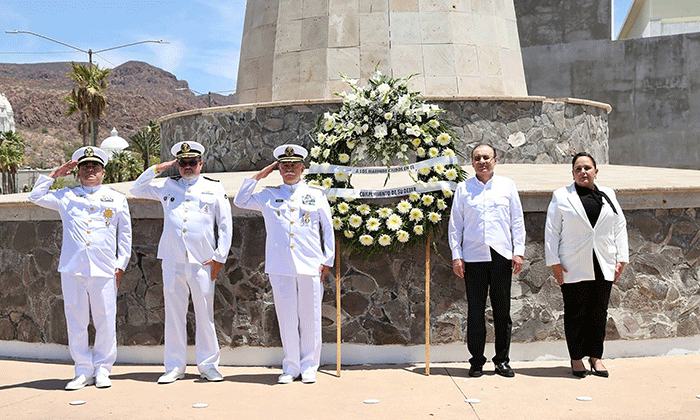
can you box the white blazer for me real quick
[544,183,629,283]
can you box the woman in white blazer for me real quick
[545,152,629,378]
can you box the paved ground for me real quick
[1,354,699,420]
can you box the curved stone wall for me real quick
[1,202,698,348]
[159,97,610,173]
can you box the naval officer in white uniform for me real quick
[234,144,334,384]
[29,146,132,390]
[130,141,232,384]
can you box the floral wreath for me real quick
[305,71,467,255]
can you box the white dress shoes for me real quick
[95,374,112,388]
[301,371,317,384]
[200,368,224,382]
[277,373,296,384]
[158,369,185,384]
[65,374,95,390]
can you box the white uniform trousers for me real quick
[61,273,117,377]
[269,274,323,377]
[162,261,219,373]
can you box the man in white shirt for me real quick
[29,146,132,390]
[130,141,232,384]
[448,144,525,378]
[234,144,334,384]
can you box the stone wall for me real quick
[2,205,699,348]
[521,32,700,169]
[160,98,610,174]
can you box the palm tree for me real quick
[0,131,25,194]
[128,121,161,170]
[104,151,141,184]
[64,62,112,146]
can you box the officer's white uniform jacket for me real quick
[28,174,132,277]
[234,178,334,276]
[129,166,232,264]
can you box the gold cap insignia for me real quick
[285,146,295,157]
[181,143,191,153]
[85,147,94,157]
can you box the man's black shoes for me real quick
[468,365,483,377]
[494,362,515,378]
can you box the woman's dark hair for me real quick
[571,152,597,168]
[471,144,497,159]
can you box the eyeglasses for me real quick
[472,155,494,162]
[178,159,200,168]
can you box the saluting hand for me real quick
[253,161,278,181]
[49,161,78,179]
[155,159,177,174]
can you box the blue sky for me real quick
[1,1,634,96]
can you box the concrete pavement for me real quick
[1,354,699,419]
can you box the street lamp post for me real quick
[5,30,168,64]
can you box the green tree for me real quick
[64,62,112,146]
[104,151,141,184]
[129,121,161,170]
[0,131,26,194]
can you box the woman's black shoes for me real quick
[589,360,609,378]
[571,360,587,378]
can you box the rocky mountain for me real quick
[0,61,236,168]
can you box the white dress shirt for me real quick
[234,178,335,276]
[448,174,525,262]
[29,175,132,277]
[129,166,232,264]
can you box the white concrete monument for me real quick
[0,93,15,133]
[235,0,528,103]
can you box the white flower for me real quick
[366,217,380,231]
[308,180,320,187]
[348,214,363,228]
[445,168,458,180]
[428,147,439,158]
[377,83,391,95]
[422,195,434,206]
[437,199,447,210]
[347,140,357,149]
[339,153,350,163]
[397,200,412,214]
[428,120,440,128]
[397,230,410,243]
[334,172,349,182]
[412,137,422,147]
[378,207,393,218]
[323,149,331,158]
[409,208,424,222]
[409,192,420,202]
[442,188,453,198]
[333,217,343,230]
[386,214,402,231]
[360,234,374,246]
[317,133,327,143]
[374,123,388,138]
[378,234,392,246]
[310,146,321,158]
[406,125,422,137]
[428,176,439,183]
[322,178,333,188]
[344,230,354,238]
[428,212,442,223]
[337,202,350,214]
[357,204,371,215]
[384,112,393,120]
[434,164,445,174]
[418,167,431,176]
[413,224,424,235]
[443,149,455,157]
[323,120,335,132]
[436,132,451,146]
[416,147,426,157]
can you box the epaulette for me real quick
[265,186,281,189]
[203,176,220,182]
[169,175,182,180]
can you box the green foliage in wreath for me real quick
[305,71,467,255]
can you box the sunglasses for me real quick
[178,159,200,167]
